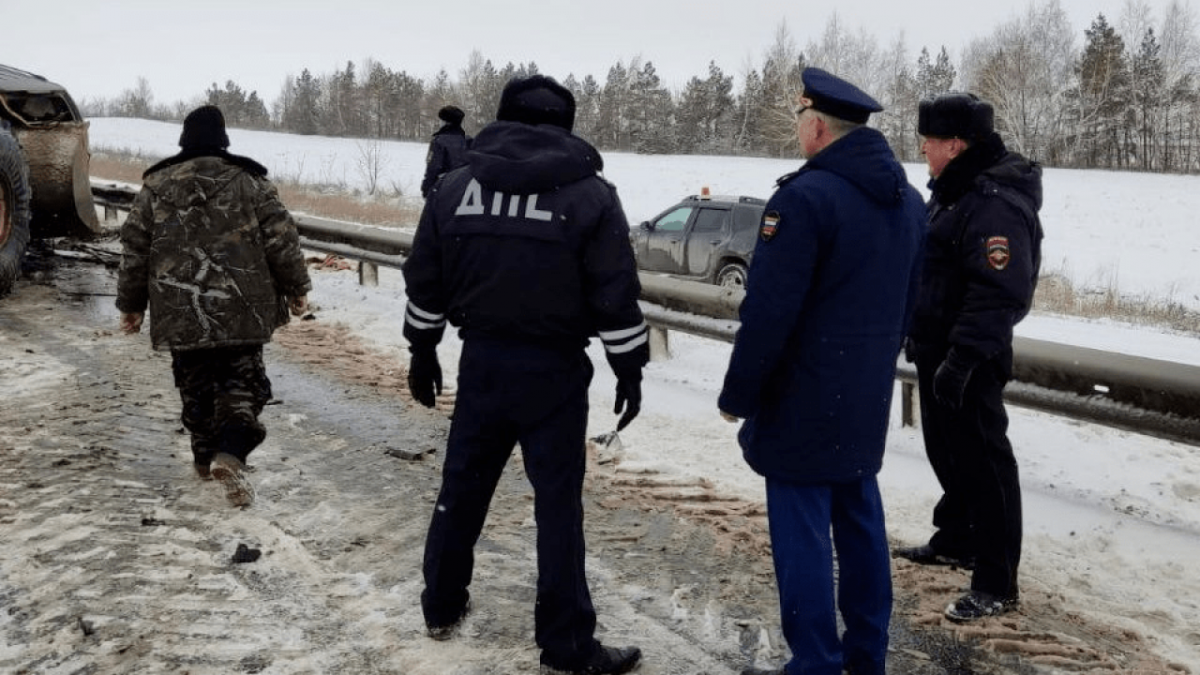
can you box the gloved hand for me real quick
[120,312,144,334]
[903,337,916,363]
[933,348,978,410]
[613,372,642,431]
[407,348,442,408]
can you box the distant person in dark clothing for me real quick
[402,75,646,675]
[894,92,1044,622]
[116,105,311,508]
[420,105,472,198]
[718,68,926,675]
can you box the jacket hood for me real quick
[802,127,912,206]
[466,120,602,193]
[142,156,254,209]
[930,132,1043,210]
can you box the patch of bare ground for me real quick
[1035,271,1200,335]
[89,150,423,229]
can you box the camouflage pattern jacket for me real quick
[116,156,312,351]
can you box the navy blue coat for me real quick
[718,127,926,484]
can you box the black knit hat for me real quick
[919,92,994,140]
[496,75,576,132]
[438,105,465,125]
[179,105,230,149]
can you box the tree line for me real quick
[85,0,1200,173]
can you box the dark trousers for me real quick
[765,476,892,675]
[916,354,1023,598]
[171,345,271,465]
[421,340,600,668]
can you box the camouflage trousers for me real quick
[171,345,272,466]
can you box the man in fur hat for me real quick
[895,92,1044,622]
[420,104,472,198]
[116,104,311,508]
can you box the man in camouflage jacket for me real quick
[116,105,311,507]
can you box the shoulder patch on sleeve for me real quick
[760,211,781,241]
[986,236,1011,270]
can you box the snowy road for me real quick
[1,252,1191,674]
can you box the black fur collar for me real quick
[143,147,269,179]
[928,132,1007,205]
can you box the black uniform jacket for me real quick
[909,132,1044,374]
[402,121,648,375]
[420,124,471,198]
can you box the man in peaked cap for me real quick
[403,74,646,675]
[795,66,883,124]
[421,104,472,198]
[719,67,926,675]
[895,91,1043,622]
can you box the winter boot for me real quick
[944,589,1019,622]
[211,453,254,507]
[540,644,642,674]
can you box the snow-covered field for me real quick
[88,117,1200,671]
[90,117,1200,313]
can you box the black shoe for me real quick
[944,589,1019,622]
[426,599,471,641]
[893,543,975,570]
[540,644,642,674]
[740,667,785,675]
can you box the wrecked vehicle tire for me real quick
[0,122,32,297]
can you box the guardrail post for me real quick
[649,325,671,361]
[901,381,917,428]
[359,261,379,287]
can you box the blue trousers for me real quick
[765,476,892,675]
[421,340,600,668]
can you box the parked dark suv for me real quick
[631,193,766,289]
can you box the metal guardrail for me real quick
[91,181,1200,446]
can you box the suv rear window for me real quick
[733,204,764,233]
[692,208,727,234]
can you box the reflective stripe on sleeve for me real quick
[405,301,446,330]
[599,321,649,354]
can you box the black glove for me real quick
[613,372,642,431]
[903,337,916,363]
[407,349,442,408]
[932,348,978,410]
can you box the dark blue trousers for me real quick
[421,340,600,668]
[765,476,892,675]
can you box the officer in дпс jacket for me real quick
[402,75,647,675]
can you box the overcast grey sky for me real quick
[5,0,1184,107]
